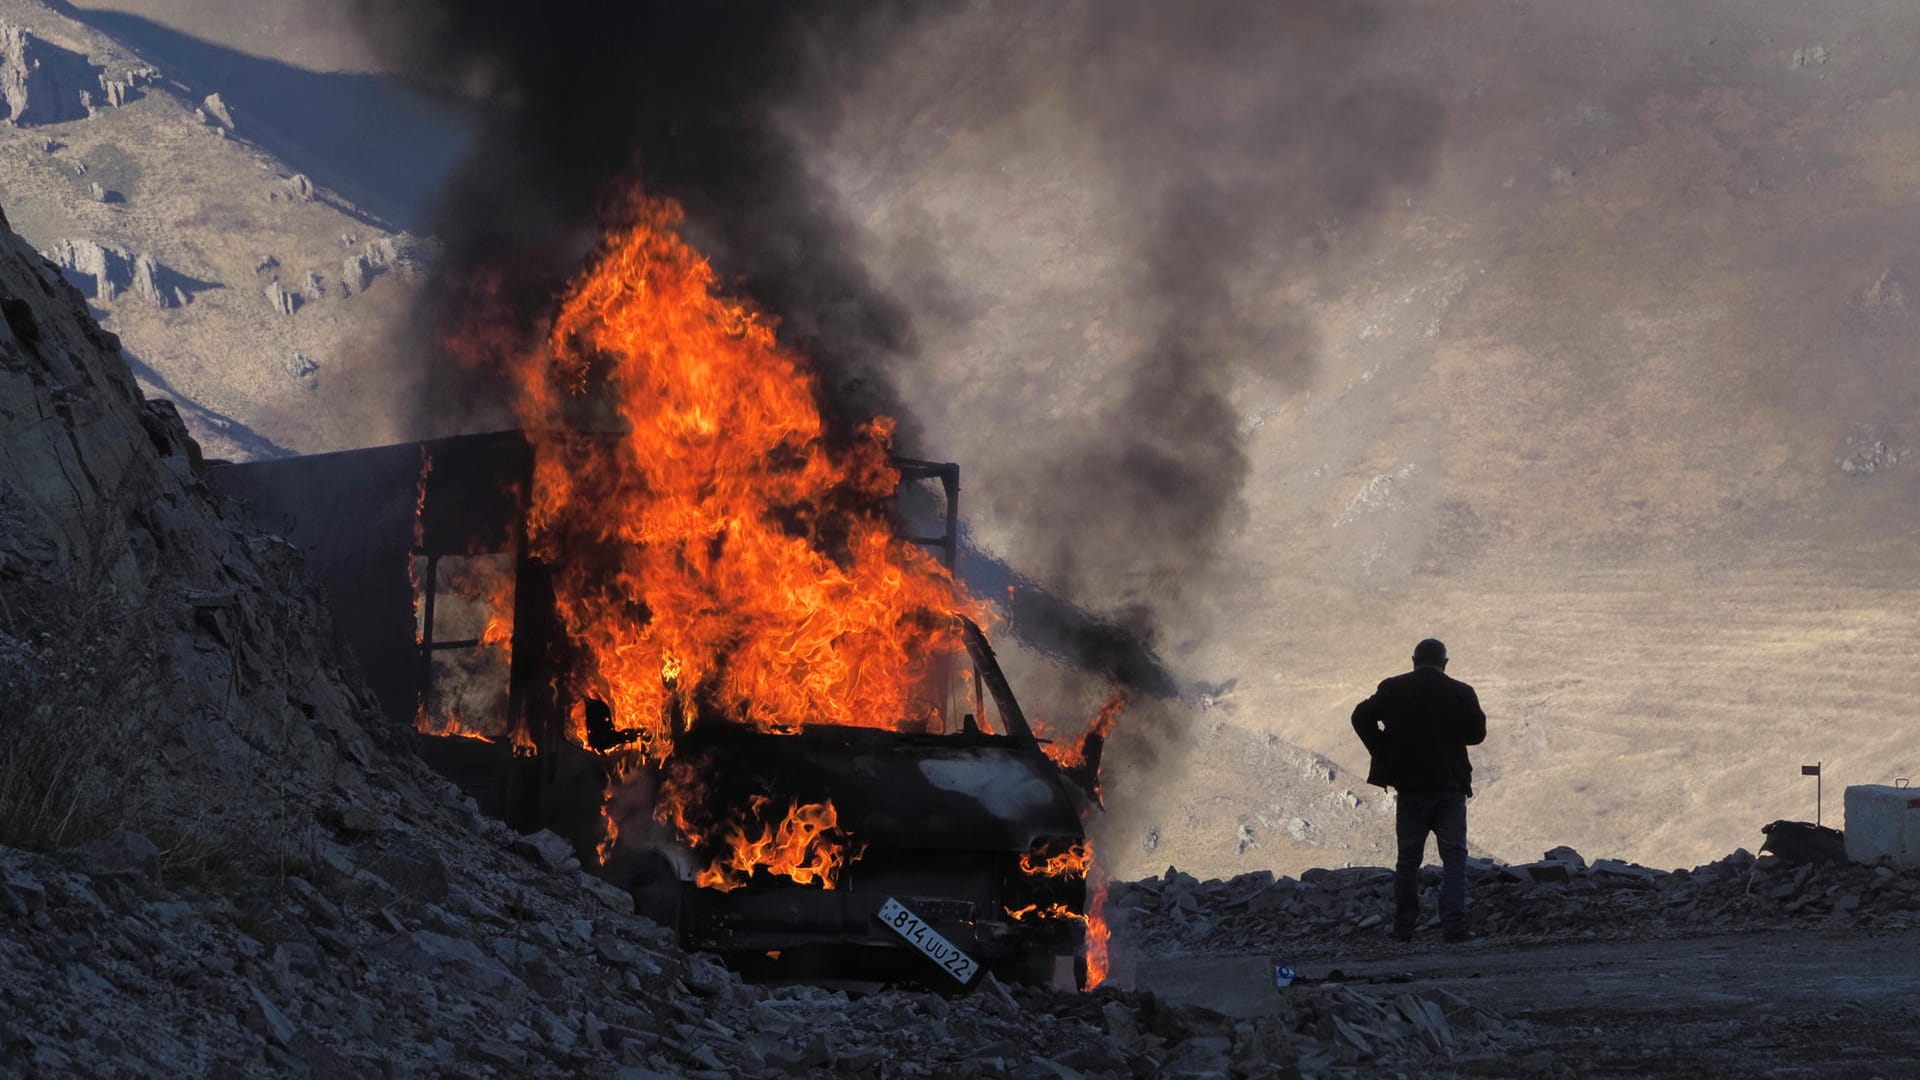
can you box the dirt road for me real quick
[1122,928,1920,1077]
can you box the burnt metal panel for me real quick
[208,431,532,729]
[674,724,1084,853]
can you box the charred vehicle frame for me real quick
[212,431,1097,986]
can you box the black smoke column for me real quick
[351,1,951,439]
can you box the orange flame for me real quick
[1039,691,1127,776]
[1020,839,1091,878]
[463,194,996,888]
[1086,858,1110,989]
[649,757,857,890]
[414,701,491,742]
[1004,902,1086,924]
[493,195,981,766]
[693,796,852,892]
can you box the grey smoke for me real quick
[353,0,1445,699]
[928,1,1448,686]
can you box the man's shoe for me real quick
[1392,926,1414,944]
[1442,928,1475,944]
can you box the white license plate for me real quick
[876,897,978,985]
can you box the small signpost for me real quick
[1803,762,1822,826]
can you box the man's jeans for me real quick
[1394,790,1468,934]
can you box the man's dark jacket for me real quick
[1351,666,1487,795]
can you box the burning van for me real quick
[212,199,1116,987]
[211,428,1106,987]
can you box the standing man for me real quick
[1351,638,1486,943]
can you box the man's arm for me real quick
[1458,683,1487,746]
[1351,692,1387,756]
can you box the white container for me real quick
[1843,785,1920,868]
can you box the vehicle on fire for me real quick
[211,430,1101,988]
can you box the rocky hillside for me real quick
[0,194,382,856]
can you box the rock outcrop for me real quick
[0,20,97,126]
[201,91,235,131]
[45,239,184,309]
[263,280,297,316]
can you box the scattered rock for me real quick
[1858,268,1909,312]
[1791,45,1829,69]
[84,830,160,883]
[578,871,636,915]
[131,255,176,309]
[513,829,578,873]
[1836,432,1909,477]
[263,281,296,316]
[323,804,381,836]
[0,869,45,918]
[1117,841,1920,958]
[243,982,296,1049]
[48,240,189,308]
[202,92,235,130]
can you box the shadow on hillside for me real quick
[53,3,471,230]
[125,353,290,461]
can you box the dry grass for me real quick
[0,583,313,893]
[0,586,163,852]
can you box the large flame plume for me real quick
[516,196,980,753]
[448,192,1117,985]
[478,194,988,890]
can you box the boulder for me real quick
[0,869,45,918]
[201,92,235,130]
[341,254,371,295]
[244,982,296,1049]
[263,281,296,315]
[84,830,160,883]
[1543,845,1588,870]
[131,255,176,308]
[48,238,126,301]
[513,829,578,873]
[577,871,636,915]
[387,930,520,994]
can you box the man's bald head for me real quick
[1413,638,1448,668]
